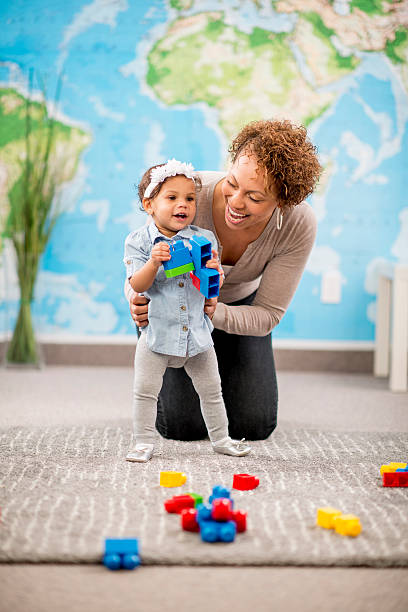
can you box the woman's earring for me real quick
[276,207,283,230]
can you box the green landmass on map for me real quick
[146,11,361,140]
[0,88,91,252]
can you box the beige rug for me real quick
[0,423,407,566]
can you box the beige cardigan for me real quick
[125,171,317,337]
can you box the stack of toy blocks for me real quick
[189,235,220,298]
[163,241,194,278]
[380,462,408,487]
[177,485,247,542]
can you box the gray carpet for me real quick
[1,423,407,567]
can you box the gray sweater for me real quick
[126,171,317,337]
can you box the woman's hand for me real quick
[130,292,150,327]
[204,296,217,320]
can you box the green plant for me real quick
[4,70,64,364]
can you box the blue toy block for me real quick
[396,468,408,472]
[189,235,220,298]
[200,519,237,543]
[163,241,194,278]
[196,503,213,524]
[103,538,140,570]
[209,485,231,504]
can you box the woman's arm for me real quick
[212,206,317,336]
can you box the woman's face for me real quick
[221,153,278,232]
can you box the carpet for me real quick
[0,423,407,566]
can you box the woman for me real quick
[125,119,321,441]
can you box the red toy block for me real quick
[232,510,247,533]
[180,508,200,532]
[211,498,233,522]
[190,271,201,291]
[164,494,196,513]
[383,472,408,487]
[232,474,259,491]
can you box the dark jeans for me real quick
[155,291,278,441]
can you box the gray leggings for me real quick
[132,333,229,445]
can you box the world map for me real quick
[1,0,407,343]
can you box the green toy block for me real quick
[164,262,195,278]
[185,492,203,507]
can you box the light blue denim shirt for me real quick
[124,223,217,357]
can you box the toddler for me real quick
[123,159,251,462]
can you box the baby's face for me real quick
[144,175,196,237]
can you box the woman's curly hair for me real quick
[229,119,322,210]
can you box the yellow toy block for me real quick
[159,471,187,487]
[380,462,407,475]
[333,514,362,537]
[316,507,342,529]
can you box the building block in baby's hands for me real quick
[316,507,342,529]
[103,538,140,570]
[189,235,220,298]
[232,474,260,491]
[333,514,362,537]
[163,241,194,278]
[160,471,187,487]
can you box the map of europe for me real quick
[1,0,407,342]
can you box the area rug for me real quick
[0,424,407,566]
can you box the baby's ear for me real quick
[142,198,152,214]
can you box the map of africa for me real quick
[0,0,407,342]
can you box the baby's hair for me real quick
[229,119,322,210]
[137,163,202,210]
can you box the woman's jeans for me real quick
[154,291,278,441]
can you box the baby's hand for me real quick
[150,242,171,268]
[206,249,224,288]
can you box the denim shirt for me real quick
[124,223,217,357]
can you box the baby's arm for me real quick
[129,242,171,293]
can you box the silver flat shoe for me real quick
[126,443,154,463]
[212,438,251,457]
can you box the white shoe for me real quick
[212,437,251,457]
[126,443,154,463]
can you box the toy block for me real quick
[316,507,342,529]
[333,514,362,537]
[190,235,212,269]
[180,508,200,532]
[383,471,408,487]
[190,271,201,291]
[209,485,231,503]
[103,538,140,570]
[232,473,260,491]
[159,471,187,487]
[200,519,237,543]
[185,492,203,507]
[163,242,194,278]
[164,494,196,514]
[211,498,233,522]
[196,267,220,298]
[380,462,407,475]
[165,262,195,278]
[232,510,247,533]
[196,503,213,524]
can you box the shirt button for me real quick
[182,326,188,332]
[180,305,186,311]
[179,281,184,287]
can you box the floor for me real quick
[1,366,407,612]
